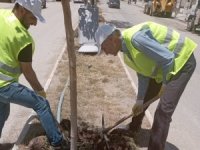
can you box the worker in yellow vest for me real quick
[0,0,68,149]
[95,22,197,150]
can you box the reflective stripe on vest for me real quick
[162,27,185,56]
[162,28,173,48]
[0,61,21,81]
[0,61,21,74]
[174,35,185,57]
[0,73,13,81]
[151,28,185,76]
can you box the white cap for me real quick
[15,0,45,23]
[95,23,116,54]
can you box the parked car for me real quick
[107,0,120,9]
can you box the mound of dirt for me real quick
[19,119,138,150]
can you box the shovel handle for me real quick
[103,95,160,134]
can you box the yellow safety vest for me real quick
[0,9,34,87]
[122,21,197,83]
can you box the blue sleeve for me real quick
[132,29,174,83]
[137,73,150,100]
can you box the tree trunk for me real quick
[61,0,77,149]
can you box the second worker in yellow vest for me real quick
[95,22,197,150]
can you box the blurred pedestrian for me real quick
[0,0,69,149]
[95,22,197,150]
[194,0,200,26]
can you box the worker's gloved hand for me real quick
[132,100,144,116]
[36,89,46,98]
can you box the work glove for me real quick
[132,100,144,116]
[36,89,46,98]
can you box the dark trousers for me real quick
[148,54,196,150]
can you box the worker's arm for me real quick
[132,73,150,115]
[122,39,151,115]
[137,73,150,100]
[18,44,45,97]
[20,62,43,91]
[122,40,150,101]
[132,28,174,84]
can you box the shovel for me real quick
[103,95,160,134]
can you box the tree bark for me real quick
[61,0,77,149]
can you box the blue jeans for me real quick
[0,82,62,146]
